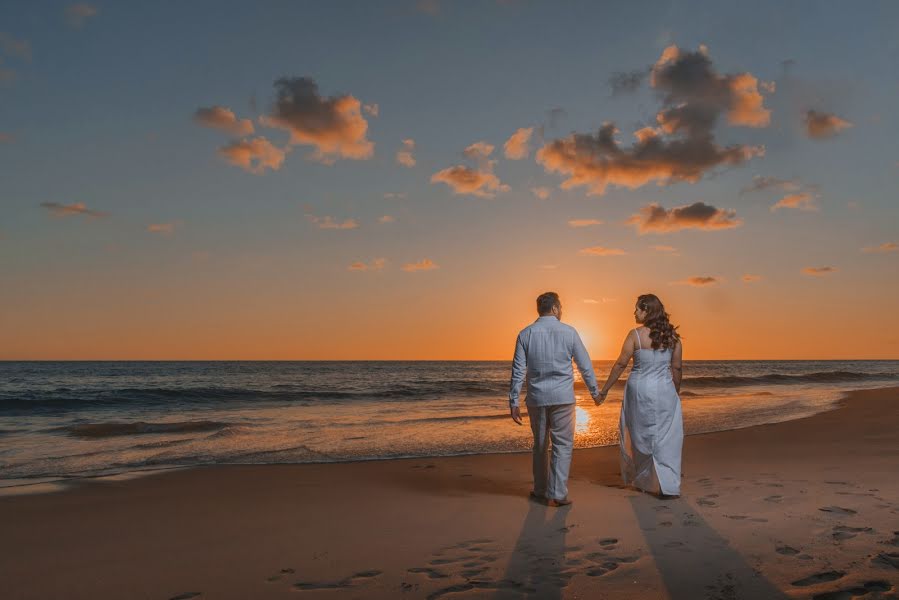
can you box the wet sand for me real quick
[1,387,897,599]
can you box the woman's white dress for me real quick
[619,329,683,495]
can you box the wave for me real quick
[680,371,899,388]
[56,420,231,439]
[0,381,510,413]
[2,370,896,415]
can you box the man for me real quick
[509,292,602,507]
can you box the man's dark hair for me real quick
[536,292,561,315]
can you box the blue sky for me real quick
[1,1,897,359]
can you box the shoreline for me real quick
[0,382,881,495]
[2,386,897,599]
[0,382,863,496]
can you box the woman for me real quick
[595,294,683,497]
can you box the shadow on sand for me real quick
[627,493,790,599]
[492,500,572,599]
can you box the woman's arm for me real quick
[595,331,636,404]
[671,339,683,393]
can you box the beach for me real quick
[1,386,897,599]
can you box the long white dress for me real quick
[619,328,683,496]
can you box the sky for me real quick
[1,1,898,360]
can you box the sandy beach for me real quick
[1,387,897,600]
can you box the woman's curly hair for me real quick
[637,294,681,351]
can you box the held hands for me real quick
[510,405,523,425]
[593,390,608,406]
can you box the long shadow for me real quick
[628,493,791,599]
[492,501,572,599]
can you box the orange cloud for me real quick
[537,123,764,196]
[348,258,386,271]
[218,137,286,174]
[802,266,837,277]
[651,245,678,253]
[378,215,396,224]
[194,106,254,137]
[40,202,108,218]
[531,186,551,200]
[463,141,495,161]
[804,110,852,139]
[431,165,509,198]
[363,103,379,117]
[740,175,800,195]
[306,214,359,230]
[402,258,439,272]
[627,202,741,233]
[651,45,771,130]
[771,192,818,212]
[261,77,374,163]
[396,139,416,167]
[65,3,97,27]
[578,246,626,256]
[742,274,762,282]
[673,276,720,286]
[568,219,603,228]
[862,242,898,254]
[147,221,182,235]
[537,46,768,195]
[504,127,534,160]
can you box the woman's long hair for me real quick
[637,294,680,351]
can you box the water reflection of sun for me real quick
[575,405,590,434]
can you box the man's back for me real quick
[509,316,599,407]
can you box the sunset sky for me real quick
[1,1,897,360]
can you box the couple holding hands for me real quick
[509,292,683,506]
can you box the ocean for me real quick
[1,360,897,489]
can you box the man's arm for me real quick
[572,331,600,398]
[508,333,527,424]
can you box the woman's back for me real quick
[630,327,674,381]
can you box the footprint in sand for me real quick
[408,567,450,579]
[659,520,673,527]
[459,566,490,578]
[425,580,530,600]
[265,567,296,582]
[791,571,844,587]
[764,495,783,503]
[698,497,718,507]
[429,558,461,566]
[872,552,899,570]
[776,546,800,555]
[598,538,618,547]
[818,506,857,516]
[832,525,874,541]
[169,594,201,600]
[294,570,383,591]
[881,531,899,546]
[812,580,893,600]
